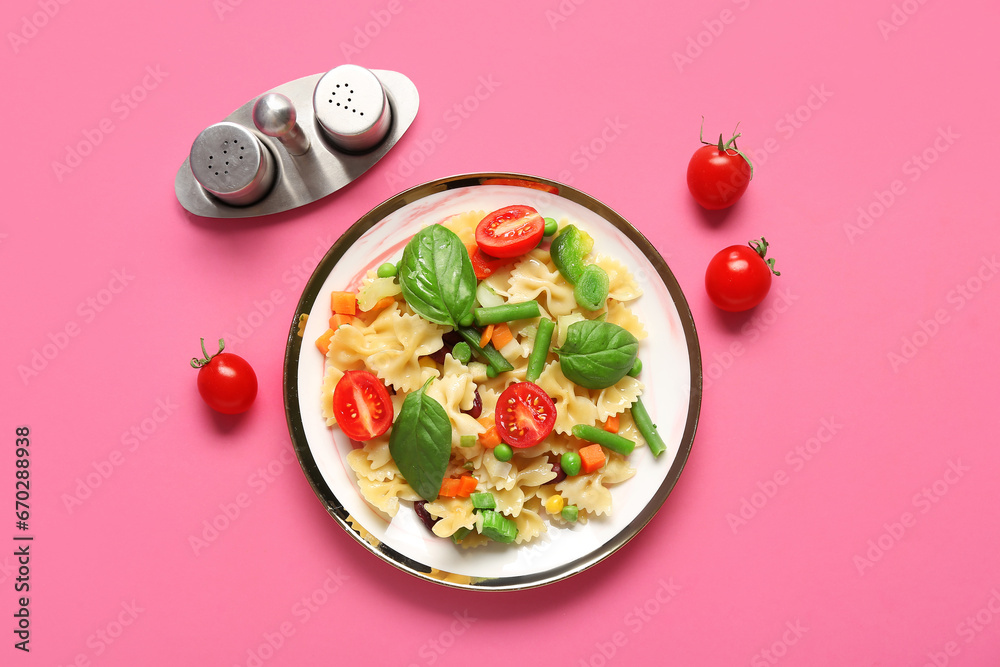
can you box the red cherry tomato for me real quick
[332,370,394,441]
[475,205,545,258]
[469,244,516,280]
[191,338,258,414]
[495,382,556,448]
[687,123,753,210]
[705,237,781,312]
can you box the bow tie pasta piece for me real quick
[507,249,577,318]
[555,453,635,517]
[535,360,599,435]
[590,254,643,302]
[366,309,448,392]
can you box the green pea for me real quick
[493,443,513,462]
[452,341,472,364]
[543,217,558,236]
[628,358,642,377]
[486,365,499,378]
[376,262,397,278]
[561,451,582,476]
[560,505,579,522]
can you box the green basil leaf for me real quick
[388,381,452,501]
[555,320,638,389]
[397,224,477,326]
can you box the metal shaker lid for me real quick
[313,65,392,153]
[189,122,276,206]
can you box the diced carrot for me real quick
[479,425,501,448]
[490,322,513,350]
[476,417,494,428]
[439,478,461,498]
[456,475,478,497]
[602,414,620,434]
[479,324,494,348]
[315,328,336,355]
[579,444,607,474]
[329,314,353,329]
[330,291,357,316]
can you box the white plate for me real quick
[283,173,702,590]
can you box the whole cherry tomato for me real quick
[687,121,753,210]
[191,338,258,414]
[705,238,781,312]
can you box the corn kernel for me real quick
[544,494,565,514]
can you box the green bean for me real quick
[571,424,636,456]
[526,318,555,383]
[630,398,666,457]
[473,300,540,326]
[456,326,515,373]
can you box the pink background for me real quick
[3,0,998,664]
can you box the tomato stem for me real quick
[749,237,781,276]
[190,338,226,369]
[699,118,754,180]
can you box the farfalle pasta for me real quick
[317,206,667,549]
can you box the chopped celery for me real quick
[479,510,518,543]
[471,492,496,511]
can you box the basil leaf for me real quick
[555,320,639,390]
[388,381,452,501]
[397,224,477,326]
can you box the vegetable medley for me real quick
[317,205,667,548]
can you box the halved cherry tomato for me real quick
[495,381,556,448]
[468,244,516,280]
[332,370,394,441]
[475,205,545,259]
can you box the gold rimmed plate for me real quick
[283,173,702,590]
